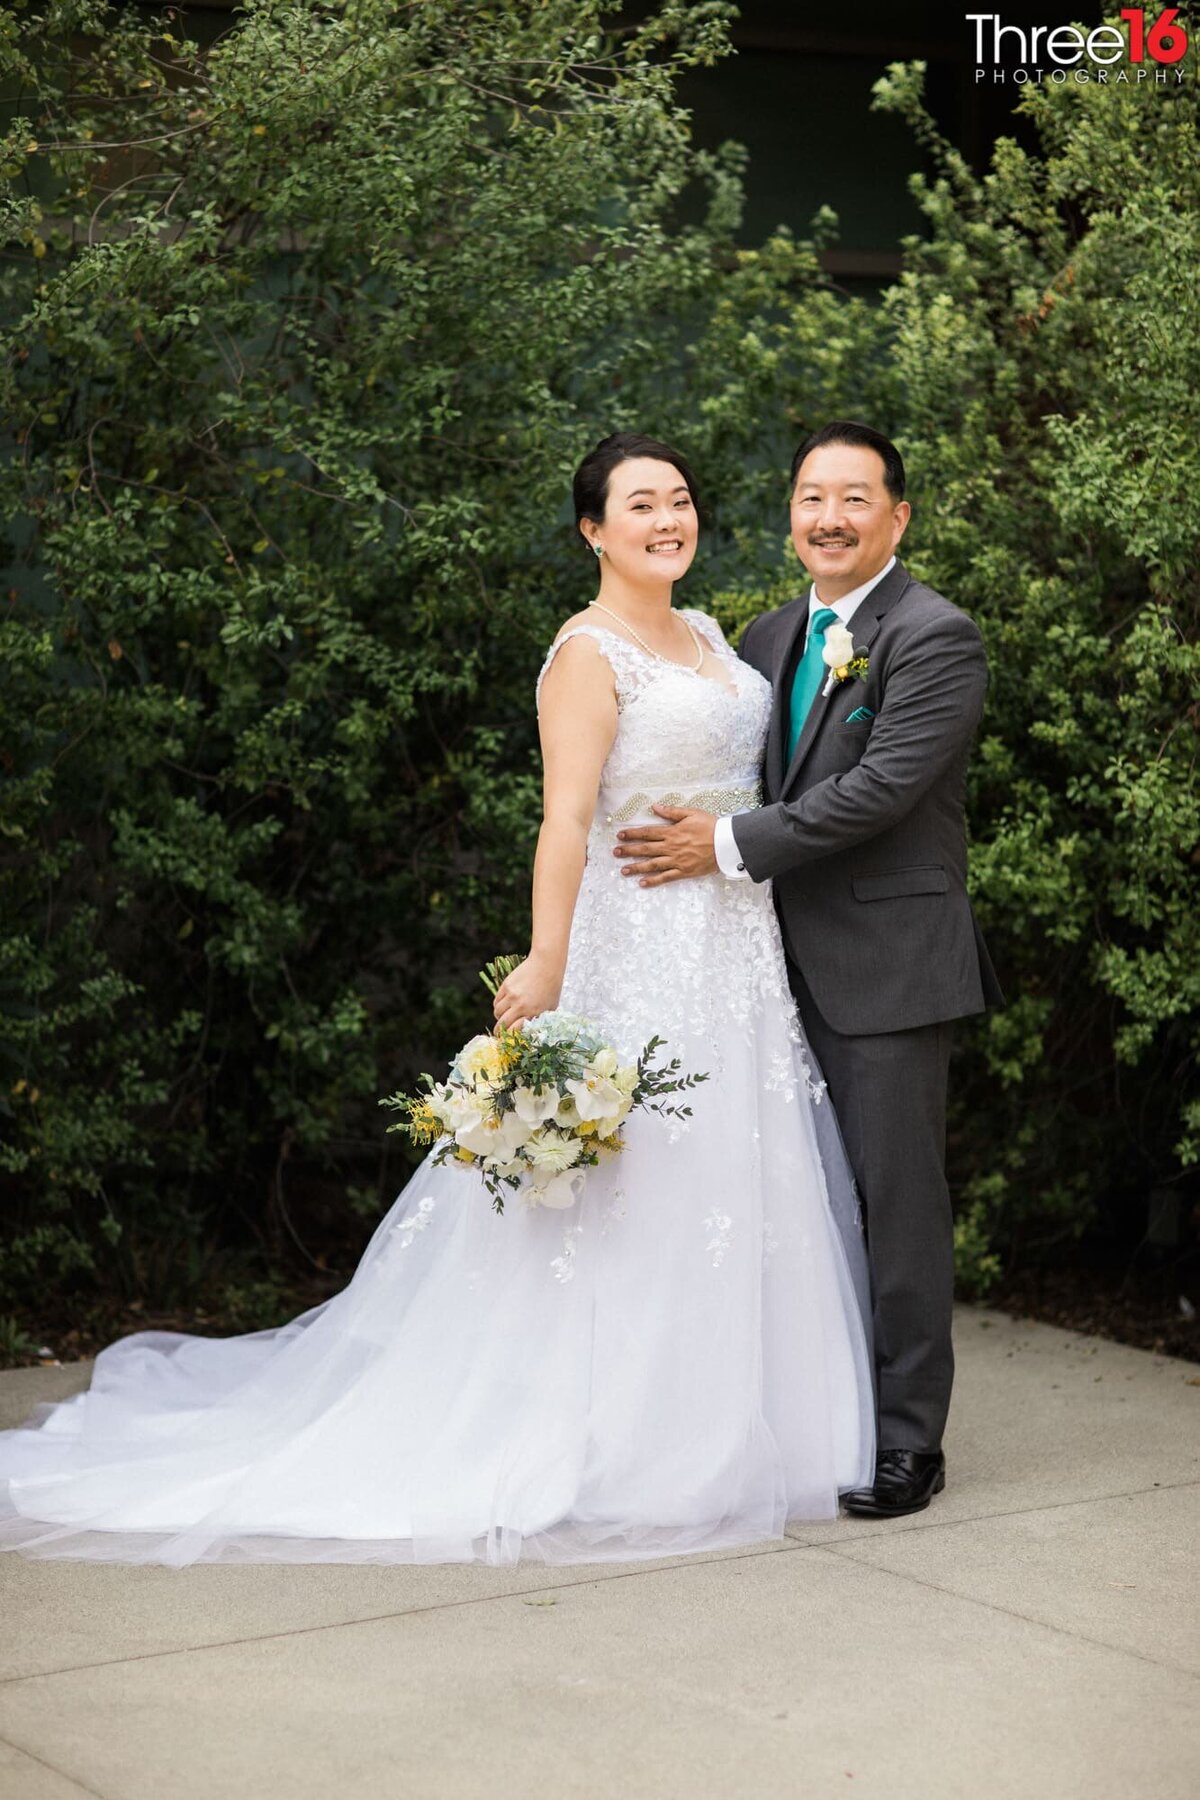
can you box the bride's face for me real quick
[585,457,698,584]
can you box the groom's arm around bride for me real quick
[616,421,1003,1517]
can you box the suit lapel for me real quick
[778,559,913,796]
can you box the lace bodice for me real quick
[536,610,771,822]
[0,610,873,1571]
[535,609,803,1064]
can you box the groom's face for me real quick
[789,443,910,599]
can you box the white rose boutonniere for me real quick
[821,623,869,698]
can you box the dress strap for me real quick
[535,624,652,713]
[679,609,731,656]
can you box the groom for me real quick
[614,420,1002,1517]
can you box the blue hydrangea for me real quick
[527,1010,606,1057]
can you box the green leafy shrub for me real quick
[863,58,1199,1274]
[0,0,837,1336]
[0,5,1194,1354]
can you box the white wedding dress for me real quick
[0,611,874,1567]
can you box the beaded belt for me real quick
[599,783,762,826]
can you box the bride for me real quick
[0,432,875,1567]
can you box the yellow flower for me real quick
[459,1034,511,1085]
[456,1146,476,1163]
[406,1099,441,1144]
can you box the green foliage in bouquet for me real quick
[0,0,808,1335]
[0,0,1195,1345]
[381,962,707,1213]
[381,959,707,1213]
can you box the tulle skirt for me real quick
[0,870,875,1566]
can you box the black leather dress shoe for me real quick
[842,1449,946,1518]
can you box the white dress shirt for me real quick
[713,557,896,879]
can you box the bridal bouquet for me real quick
[380,958,707,1213]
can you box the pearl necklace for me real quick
[587,600,703,671]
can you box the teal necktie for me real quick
[786,606,839,763]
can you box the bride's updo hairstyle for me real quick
[573,432,699,545]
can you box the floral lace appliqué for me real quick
[550,1222,584,1284]
[704,1209,733,1268]
[392,1196,435,1250]
[763,1052,796,1102]
[601,1192,628,1235]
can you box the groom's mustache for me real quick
[809,533,859,547]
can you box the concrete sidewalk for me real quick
[0,1307,1196,1800]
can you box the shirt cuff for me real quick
[714,813,750,880]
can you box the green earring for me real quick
[593,544,603,558]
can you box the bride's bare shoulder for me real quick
[550,608,600,645]
[538,613,620,710]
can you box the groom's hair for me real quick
[790,422,906,504]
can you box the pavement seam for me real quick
[810,1540,1200,1681]
[4,1481,1197,1692]
[0,1726,114,1800]
[783,1475,1200,1547]
[0,1535,815,1689]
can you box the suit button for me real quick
[737,863,746,872]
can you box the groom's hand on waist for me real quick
[614,807,718,885]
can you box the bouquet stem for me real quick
[479,953,525,1001]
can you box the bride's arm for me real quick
[492,636,617,1030]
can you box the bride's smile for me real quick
[0,430,876,1567]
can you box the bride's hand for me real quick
[493,955,562,1032]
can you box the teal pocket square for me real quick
[844,705,875,724]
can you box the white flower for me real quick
[456,1034,510,1086]
[566,1073,625,1123]
[556,1093,584,1129]
[512,1083,560,1125]
[425,1082,457,1129]
[524,1129,584,1175]
[455,1110,529,1161]
[455,1032,494,1071]
[613,1063,639,1099]
[443,1094,485,1137]
[821,622,855,670]
[590,1046,618,1079]
[592,1095,634,1139]
[528,1170,580,1210]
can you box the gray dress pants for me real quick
[788,956,956,1453]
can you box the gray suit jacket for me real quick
[733,559,1002,1036]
